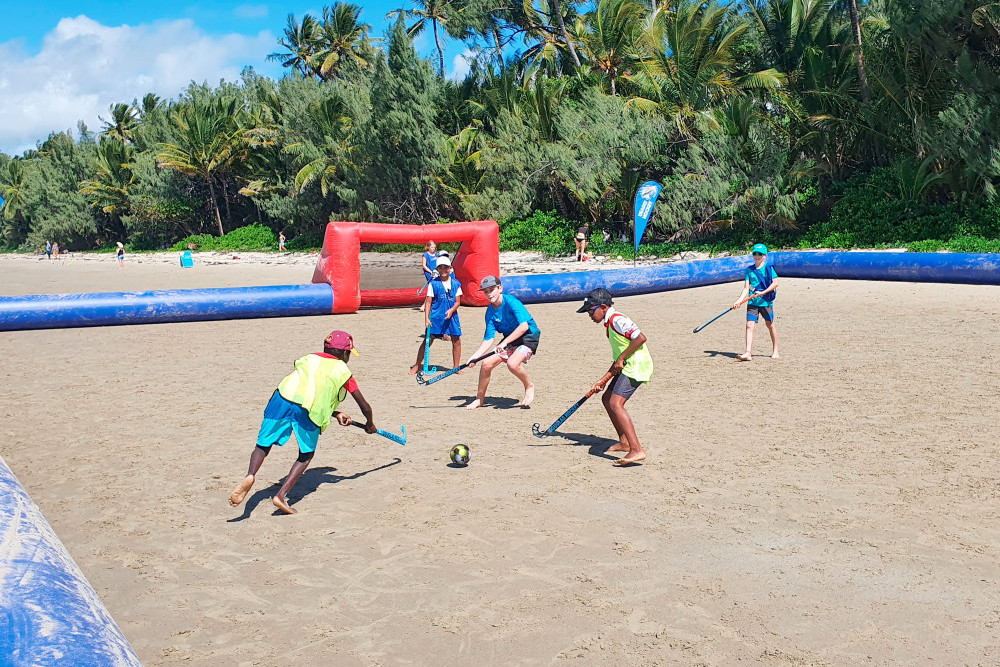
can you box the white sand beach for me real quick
[1,250,998,665]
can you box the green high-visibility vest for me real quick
[607,313,654,382]
[277,354,353,432]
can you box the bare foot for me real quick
[272,496,297,514]
[613,451,646,466]
[736,352,752,361]
[770,352,780,359]
[229,475,255,507]
[518,385,535,407]
[456,369,465,375]
[408,365,419,375]
[465,399,482,411]
[606,442,629,453]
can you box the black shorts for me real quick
[608,373,643,399]
[508,331,540,354]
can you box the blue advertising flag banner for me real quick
[633,181,662,253]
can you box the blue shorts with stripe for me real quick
[256,390,321,453]
[746,304,774,322]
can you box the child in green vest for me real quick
[577,288,654,466]
[229,330,376,515]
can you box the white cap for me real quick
[435,256,452,267]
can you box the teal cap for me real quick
[751,243,768,255]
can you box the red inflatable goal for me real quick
[311,221,500,313]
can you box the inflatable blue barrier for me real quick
[503,251,1000,304]
[769,250,1000,283]
[1,253,998,333]
[503,255,749,303]
[0,283,334,331]
[0,455,143,666]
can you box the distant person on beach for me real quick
[51,242,59,259]
[410,255,462,374]
[465,275,540,410]
[577,288,653,466]
[229,330,376,515]
[116,242,125,269]
[278,231,286,252]
[45,240,52,262]
[422,240,438,282]
[732,243,780,362]
[575,224,589,261]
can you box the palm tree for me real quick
[318,3,373,79]
[742,0,835,79]
[289,97,357,196]
[578,0,648,96]
[80,136,135,214]
[387,0,468,77]
[549,0,583,67]
[518,0,585,74]
[630,0,784,132]
[156,98,242,236]
[0,158,26,222]
[100,102,139,143]
[845,0,870,102]
[268,14,324,79]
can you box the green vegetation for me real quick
[3,0,1000,256]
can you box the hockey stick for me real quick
[532,371,615,438]
[422,325,435,373]
[416,350,498,386]
[692,293,758,333]
[350,421,406,445]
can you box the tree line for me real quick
[2,0,999,252]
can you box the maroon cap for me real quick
[324,330,359,355]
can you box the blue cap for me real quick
[751,243,768,255]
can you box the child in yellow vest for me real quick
[577,288,653,466]
[229,330,376,514]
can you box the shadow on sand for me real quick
[448,395,527,410]
[703,350,741,359]
[228,458,402,521]
[525,430,619,460]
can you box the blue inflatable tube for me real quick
[504,251,1000,304]
[0,455,143,666]
[770,250,1000,283]
[0,283,334,332]
[504,255,749,303]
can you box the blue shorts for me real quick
[747,304,774,322]
[257,391,321,453]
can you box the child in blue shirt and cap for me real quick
[732,243,780,361]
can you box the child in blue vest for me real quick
[410,256,462,373]
[732,243,780,361]
[229,330,376,515]
[421,240,438,282]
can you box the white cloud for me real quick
[449,49,475,81]
[0,15,274,155]
[234,4,269,19]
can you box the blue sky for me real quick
[0,1,473,154]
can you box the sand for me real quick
[1,252,999,666]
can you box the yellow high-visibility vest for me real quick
[277,354,353,432]
[607,313,654,382]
